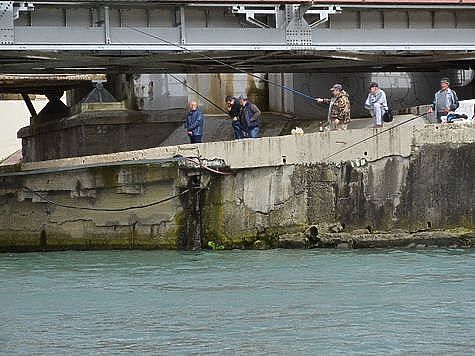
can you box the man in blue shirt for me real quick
[185,100,204,143]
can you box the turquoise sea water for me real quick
[1,249,475,355]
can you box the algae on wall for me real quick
[1,141,474,251]
[397,143,475,230]
[199,166,308,248]
[0,162,186,252]
[295,143,474,232]
[198,142,474,247]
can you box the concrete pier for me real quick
[0,122,474,251]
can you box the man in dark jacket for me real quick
[185,101,204,143]
[238,95,261,138]
[225,95,245,139]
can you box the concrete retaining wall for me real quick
[1,124,474,251]
[21,123,475,171]
[0,164,185,251]
[199,141,474,248]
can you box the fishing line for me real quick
[126,26,317,102]
[88,28,433,165]
[324,112,429,160]
[110,32,230,114]
[168,74,228,114]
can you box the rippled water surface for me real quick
[1,249,475,355]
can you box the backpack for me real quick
[383,107,393,123]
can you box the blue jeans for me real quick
[248,126,260,138]
[232,120,245,139]
[189,135,202,144]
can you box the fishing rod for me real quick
[126,25,431,162]
[168,74,228,114]
[324,112,429,160]
[126,26,317,102]
[108,32,231,113]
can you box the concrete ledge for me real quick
[17,123,475,172]
[316,230,475,249]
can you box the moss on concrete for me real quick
[0,231,42,252]
[317,229,475,249]
[0,228,179,252]
[201,178,227,247]
[1,140,474,252]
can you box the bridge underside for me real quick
[1,1,475,74]
[2,49,475,75]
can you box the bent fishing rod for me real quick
[126,26,317,102]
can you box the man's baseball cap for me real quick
[440,78,450,84]
[238,94,247,100]
[329,83,343,91]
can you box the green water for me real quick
[1,249,474,355]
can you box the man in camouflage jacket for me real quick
[316,83,351,130]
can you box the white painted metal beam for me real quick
[4,28,475,51]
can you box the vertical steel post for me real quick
[104,6,111,44]
[180,6,186,44]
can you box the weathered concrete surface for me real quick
[0,124,474,251]
[0,163,186,252]
[20,122,475,171]
[198,140,474,249]
[315,230,475,249]
[18,107,183,162]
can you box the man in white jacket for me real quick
[365,82,388,128]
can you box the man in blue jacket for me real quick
[185,100,204,143]
[428,78,459,123]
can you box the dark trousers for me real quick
[189,135,202,144]
[435,112,449,124]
